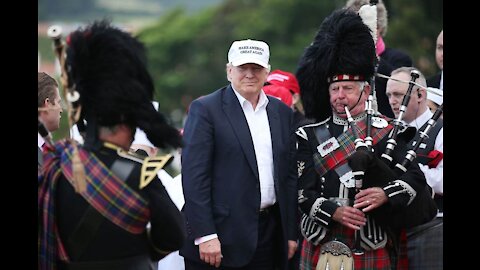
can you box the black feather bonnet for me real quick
[296,8,377,122]
[65,20,182,149]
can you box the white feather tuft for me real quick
[359,4,377,44]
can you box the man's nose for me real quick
[245,68,255,77]
[337,88,347,98]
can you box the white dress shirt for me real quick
[439,71,443,91]
[233,87,276,209]
[408,109,443,195]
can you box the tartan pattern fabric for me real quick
[406,221,442,269]
[300,225,393,270]
[38,142,69,270]
[38,140,151,270]
[312,120,393,178]
[396,229,409,270]
[60,142,150,234]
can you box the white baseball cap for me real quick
[426,87,443,106]
[228,39,270,69]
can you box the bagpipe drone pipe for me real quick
[47,25,87,193]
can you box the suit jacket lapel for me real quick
[266,100,280,185]
[222,86,259,180]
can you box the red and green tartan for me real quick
[299,224,406,270]
[396,229,409,270]
[313,119,393,178]
[38,140,151,270]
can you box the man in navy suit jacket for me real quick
[180,39,298,270]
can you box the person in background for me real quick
[386,67,443,270]
[266,69,307,127]
[130,102,161,158]
[426,86,443,114]
[180,38,298,270]
[128,104,186,270]
[38,20,186,270]
[427,30,443,91]
[38,72,63,170]
[345,0,413,119]
[262,84,293,107]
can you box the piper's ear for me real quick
[363,82,371,95]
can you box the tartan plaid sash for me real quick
[38,140,151,269]
[312,119,393,178]
[38,144,68,270]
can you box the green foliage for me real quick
[38,36,55,63]
[52,112,70,142]
[39,0,97,21]
[387,0,443,77]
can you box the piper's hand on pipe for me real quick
[353,187,388,212]
[333,206,367,230]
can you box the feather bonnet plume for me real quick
[65,20,182,149]
[296,9,376,122]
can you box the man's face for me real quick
[328,81,369,118]
[227,63,269,98]
[435,31,443,70]
[386,72,422,123]
[39,88,63,132]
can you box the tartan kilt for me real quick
[300,224,408,270]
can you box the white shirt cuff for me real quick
[194,234,218,245]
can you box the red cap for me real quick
[263,84,293,107]
[266,69,300,94]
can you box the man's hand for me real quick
[287,240,298,259]
[354,187,388,212]
[332,205,366,230]
[199,238,222,268]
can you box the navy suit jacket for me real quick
[427,72,442,89]
[180,85,298,269]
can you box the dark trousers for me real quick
[287,210,302,270]
[406,217,443,270]
[185,205,281,270]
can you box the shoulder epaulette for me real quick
[139,154,174,189]
[114,150,145,165]
[104,142,174,189]
[300,117,330,129]
[296,117,330,140]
